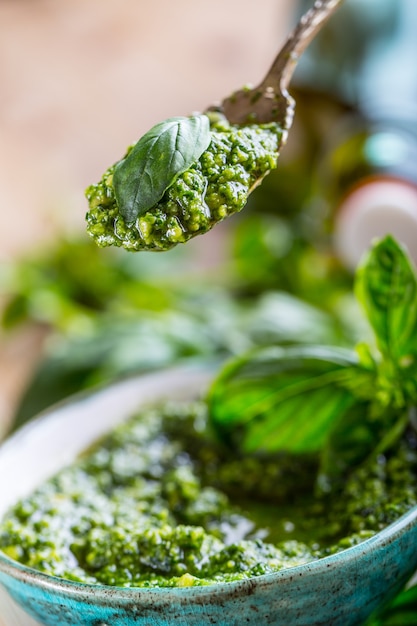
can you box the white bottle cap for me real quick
[334,177,417,269]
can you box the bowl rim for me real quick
[1,507,416,600]
[1,367,417,599]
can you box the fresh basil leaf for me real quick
[113,114,211,223]
[355,235,417,364]
[208,345,364,455]
[317,346,414,490]
[318,401,371,492]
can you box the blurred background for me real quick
[1,0,417,441]
[2,2,417,623]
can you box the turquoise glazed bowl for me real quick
[1,367,417,626]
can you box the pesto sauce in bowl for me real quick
[1,401,416,588]
[85,114,282,252]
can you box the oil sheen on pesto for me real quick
[1,401,416,588]
[85,113,283,252]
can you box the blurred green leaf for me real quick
[246,291,343,346]
[365,583,417,625]
[10,287,346,432]
[0,236,195,332]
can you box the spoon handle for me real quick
[260,0,344,93]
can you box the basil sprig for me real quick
[208,235,417,487]
[356,235,417,365]
[113,114,211,223]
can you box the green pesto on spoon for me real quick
[86,0,343,252]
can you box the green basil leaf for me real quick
[113,114,211,223]
[355,235,417,363]
[319,358,411,489]
[208,345,364,455]
[317,402,408,492]
[318,401,371,491]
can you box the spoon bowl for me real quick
[0,367,417,626]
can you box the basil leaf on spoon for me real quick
[113,115,211,224]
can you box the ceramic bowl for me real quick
[1,366,417,626]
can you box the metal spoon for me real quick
[214,0,344,132]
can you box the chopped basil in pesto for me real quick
[1,401,416,588]
[85,113,282,252]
